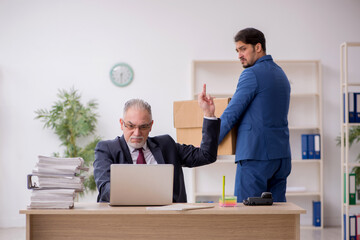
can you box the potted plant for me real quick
[35,88,101,194]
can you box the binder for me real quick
[350,173,356,205]
[349,92,356,123]
[301,134,308,159]
[355,93,360,123]
[312,201,321,227]
[345,174,346,204]
[345,214,347,240]
[314,134,321,159]
[301,134,320,160]
[307,134,315,159]
[350,215,357,240]
[356,215,360,240]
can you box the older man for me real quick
[94,85,220,202]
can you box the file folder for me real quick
[307,134,315,159]
[301,134,321,160]
[312,201,321,227]
[345,214,347,240]
[350,173,356,205]
[349,92,356,123]
[356,215,360,240]
[314,134,321,159]
[350,215,357,240]
[356,93,360,123]
[301,134,308,159]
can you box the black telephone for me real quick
[243,192,273,206]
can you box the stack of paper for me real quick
[30,189,76,209]
[34,174,85,191]
[27,155,88,209]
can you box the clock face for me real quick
[110,63,134,87]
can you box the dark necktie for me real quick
[136,148,146,164]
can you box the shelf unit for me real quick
[190,155,236,203]
[190,59,323,228]
[340,42,360,240]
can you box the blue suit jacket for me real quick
[219,55,291,161]
[94,118,220,203]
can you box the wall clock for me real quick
[110,63,134,87]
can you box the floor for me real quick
[0,226,342,240]
[301,227,341,240]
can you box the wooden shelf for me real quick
[341,82,360,87]
[286,192,321,197]
[214,159,235,164]
[216,155,235,161]
[340,42,360,240]
[341,42,360,47]
[343,162,360,168]
[195,192,221,197]
[289,126,320,130]
[344,203,358,207]
[292,160,321,164]
[300,225,323,230]
[291,93,319,97]
[342,123,360,127]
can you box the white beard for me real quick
[127,136,145,149]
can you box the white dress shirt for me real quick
[127,142,157,164]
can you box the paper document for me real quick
[146,204,214,211]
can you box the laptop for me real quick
[109,164,174,206]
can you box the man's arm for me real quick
[219,69,258,143]
[175,84,220,167]
[93,141,113,202]
[176,118,220,167]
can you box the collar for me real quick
[127,141,149,153]
[254,55,273,65]
[119,135,165,164]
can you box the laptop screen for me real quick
[109,164,174,206]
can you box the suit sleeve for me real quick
[93,141,113,202]
[177,118,220,167]
[219,69,258,143]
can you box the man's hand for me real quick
[198,84,216,117]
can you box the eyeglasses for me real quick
[123,121,152,131]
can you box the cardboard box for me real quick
[173,98,236,155]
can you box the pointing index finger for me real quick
[203,84,207,96]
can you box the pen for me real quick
[222,175,225,203]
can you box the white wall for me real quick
[0,0,359,227]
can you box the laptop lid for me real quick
[109,164,174,206]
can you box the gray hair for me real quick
[123,99,152,120]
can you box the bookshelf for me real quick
[340,42,360,240]
[190,59,323,228]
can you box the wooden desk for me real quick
[20,202,305,240]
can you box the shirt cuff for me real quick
[204,116,217,120]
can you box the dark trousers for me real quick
[235,158,291,202]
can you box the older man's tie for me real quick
[136,148,146,164]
